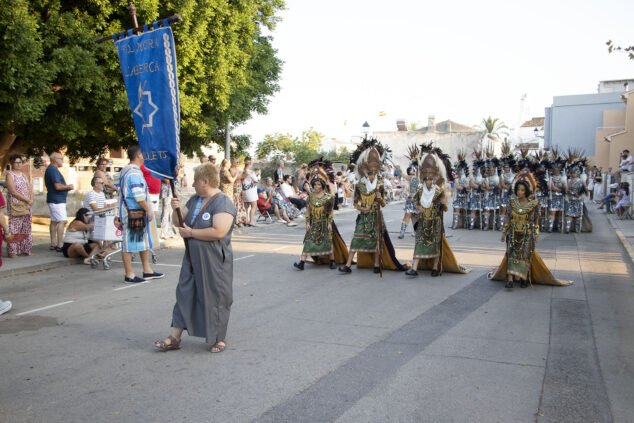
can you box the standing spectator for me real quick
[154,163,237,353]
[208,155,217,166]
[0,191,13,315]
[241,159,261,226]
[6,155,33,257]
[94,157,117,199]
[229,157,248,226]
[159,178,175,239]
[274,160,285,184]
[141,164,161,215]
[199,156,209,164]
[114,144,164,283]
[44,152,73,252]
[219,158,236,198]
[281,174,307,210]
[293,163,307,191]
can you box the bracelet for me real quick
[190,228,194,238]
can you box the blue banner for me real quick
[115,22,181,179]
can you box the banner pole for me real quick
[95,14,182,43]
[128,2,139,28]
[170,179,192,262]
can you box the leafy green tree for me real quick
[480,116,509,139]
[0,0,284,165]
[256,127,325,163]
[606,40,634,60]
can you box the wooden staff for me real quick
[375,186,384,278]
[96,14,182,43]
[170,180,192,270]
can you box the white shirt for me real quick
[84,190,105,210]
[281,183,295,198]
[620,155,632,172]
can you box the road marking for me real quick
[271,245,292,251]
[16,300,75,316]
[110,260,182,267]
[234,255,255,261]
[114,282,150,291]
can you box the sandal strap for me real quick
[167,335,180,347]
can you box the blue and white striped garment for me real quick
[114,164,158,253]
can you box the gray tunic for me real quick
[172,194,237,343]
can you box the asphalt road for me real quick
[0,203,632,423]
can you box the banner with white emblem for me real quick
[114,20,181,179]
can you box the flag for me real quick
[379,111,386,116]
[114,20,181,179]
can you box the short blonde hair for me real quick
[194,163,220,188]
[220,158,229,168]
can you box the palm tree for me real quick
[480,116,509,139]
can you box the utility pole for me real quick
[225,122,231,160]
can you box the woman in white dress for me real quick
[241,159,261,226]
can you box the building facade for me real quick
[374,116,487,171]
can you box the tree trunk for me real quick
[0,132,26,171]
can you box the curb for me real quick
[0,259,80,279]
[615,230,634,266]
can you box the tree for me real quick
[606,40,634,60]
[407,122,421,131]
[0,0,284,165]
[480,116,509,139]
[256,127,325,163]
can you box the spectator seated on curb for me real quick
[62,208,101,264]
[615,182,632,217]
[598,183,619,213]
[281,174,307,210]
[257,189,296,226]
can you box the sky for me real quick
[236,0,634,149]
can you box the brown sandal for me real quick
[210,341,226,353]
[154,335,181,352]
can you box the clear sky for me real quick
[237,0,634,147]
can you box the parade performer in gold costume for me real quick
[339,138,407,275]
[489,171,572,288]
[293,158,349,270]
[405,143,470,277]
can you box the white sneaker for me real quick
[287,222,297,227]
[0,300,12,316]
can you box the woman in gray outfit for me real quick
[154,163,237,353]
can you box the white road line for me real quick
[271,245,292,252]
[234,255,255,261]
[16,300,75,316]
[110,260,182,267]
[113,282,150,291]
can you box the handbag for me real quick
[10,200,29,217]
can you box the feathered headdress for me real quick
[512,170,548,197]
[501,140,515,169]
[405,144,420,169]
[417,142,451,184]
[565,148,587,176]
[455,149,470,177]
[515,146,537,173]
[472,148,485,174]
[307,157,335,190]
[350,137,386,180]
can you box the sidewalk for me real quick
[605,207,634,264]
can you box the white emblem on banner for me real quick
[134,80,159,134]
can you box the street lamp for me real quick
[362,121,370,140]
